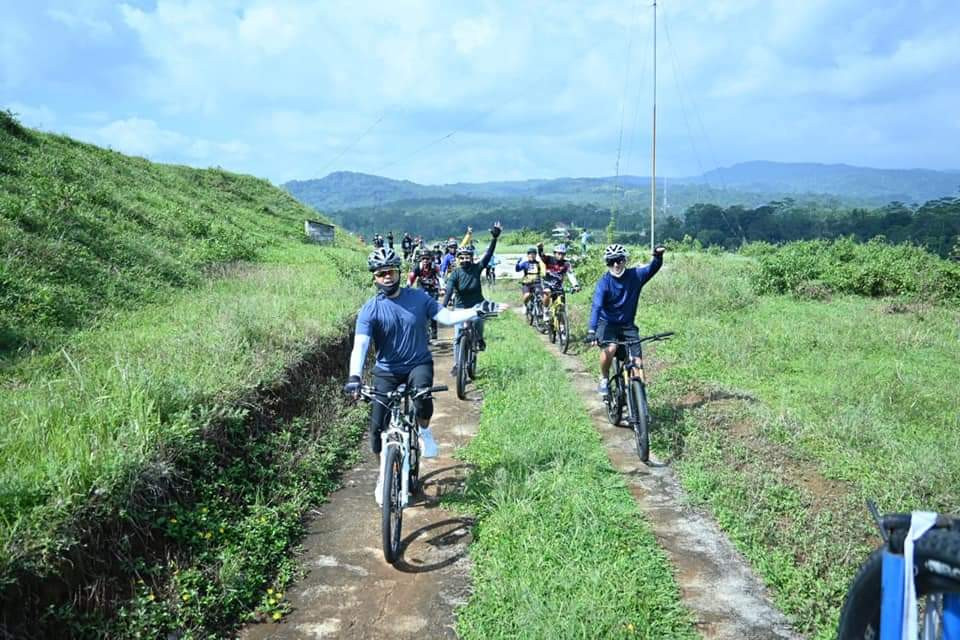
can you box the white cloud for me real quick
[21,0,954,182]
[452,17,496,55]
[0,20,30,89]
[81,118,249,164]
[47,8,113,38]
[5,102,56,129]
[93,118,188,157]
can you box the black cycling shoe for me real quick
[450,365,458,376]
[477,339,486,351]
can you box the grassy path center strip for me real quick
[455,313,695,639]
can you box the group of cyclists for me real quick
[345,222,665,504]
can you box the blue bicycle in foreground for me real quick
[837,501,960,639]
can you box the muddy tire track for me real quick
[241,328,479,640]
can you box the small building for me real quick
[304,219,335,244]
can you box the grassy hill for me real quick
[1,109,322,361]
[0,112,372,637]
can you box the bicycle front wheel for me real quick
[558,306,570,353]
[837,530,960,639]
[605,371,624,425]
[630,380,650,462]
[381,446,404,564]
[548,307,556,343]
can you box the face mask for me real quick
[609,264,626,278]
[376,280,401,296]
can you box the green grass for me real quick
[0,110,331,360]
[565,249,960,638]
[0,243,369,575]
[455,313,695,640]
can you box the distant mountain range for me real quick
[284,161,960,213]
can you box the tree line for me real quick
[328,195,959,258]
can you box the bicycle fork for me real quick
[380,428,412,508]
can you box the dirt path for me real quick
[521,311,802,640]
[241,329,478,640]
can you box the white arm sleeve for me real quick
[568,270,579,287]
[348,334,372,378]
[434,307,478,326]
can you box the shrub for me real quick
[752,238,960,303]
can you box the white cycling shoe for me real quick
[420,427,439,458]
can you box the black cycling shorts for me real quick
[596,321,642,359]
[521,282,541,296]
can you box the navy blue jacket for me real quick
[588,254,662,330]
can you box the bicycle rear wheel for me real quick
[837,530,960,639]
[467,341,477,380]
[381,445,403,564]
[631,380,650,462]
[605,369,624,425]
[456,334,470,399]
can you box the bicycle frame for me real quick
[365,388,419,508]
[876,518,960,640]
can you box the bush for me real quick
[752,238,960,303]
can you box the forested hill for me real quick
[701,161,960,203]
[284,162,960,213]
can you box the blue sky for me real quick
[3,0,959,185]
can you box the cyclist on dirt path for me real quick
[439,239,458,280]
[442,222,502,374]
[408,249,442,340]
[515,247,544,307]
[343,247,499,502]
[587,243,666,396]
[537,242,580,321]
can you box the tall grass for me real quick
[456,314,695,639]
[0,243,370,575]
[565,249,960,638]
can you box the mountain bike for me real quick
[525,285,547,333]
[837,502,960,639]
[358,383,448,564]
[596,331,674,462]
[545,287,577,353]
[455,309,500,399]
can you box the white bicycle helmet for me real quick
[554,243,568,253]
[603,244,628,262]
[367,247,402,271]
[456,245,476,258]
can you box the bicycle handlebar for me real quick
[640,331,675,343]
[588,331,676,347]
[358,384,447,403]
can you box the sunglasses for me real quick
[605,258,626,267]
[373,268,398,279]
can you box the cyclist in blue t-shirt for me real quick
[344,247,498,503]
[587,243,665,396]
